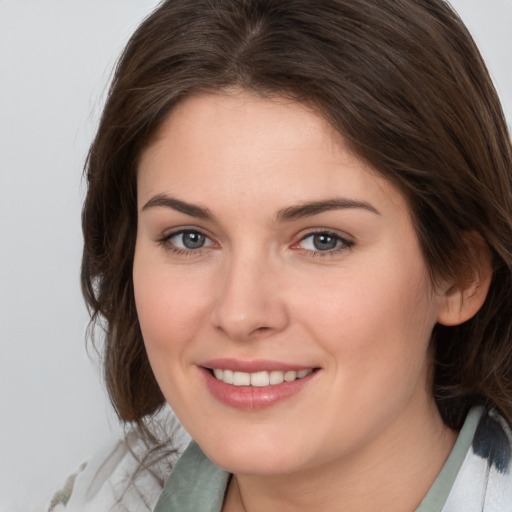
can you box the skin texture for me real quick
[133,91,474,511]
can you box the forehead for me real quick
[137,91,406,219]
[144,91,347,167]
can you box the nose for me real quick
[210,250,289,342]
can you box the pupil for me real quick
[313,233,337,251]
[183,231,205,249]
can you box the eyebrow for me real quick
[275,198,380,222]
[142,194,380,222]
[142,194,216,221]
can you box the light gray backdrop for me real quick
[0,1,511,511]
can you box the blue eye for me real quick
[298,232,352,253]
[164,230,214,251]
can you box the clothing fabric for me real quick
[48,406,512,511]
[46,412,191,512]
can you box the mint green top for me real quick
[154,440,230,512]
[153,407,486,512]
[416,406,482,511]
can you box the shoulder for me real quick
[47,412,190,512]
[444,407,512,512]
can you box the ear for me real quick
[437,233,493,326]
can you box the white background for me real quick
[0,1,511,511]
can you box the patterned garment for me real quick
[440,409,512,511]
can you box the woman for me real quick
[50,0,512,510]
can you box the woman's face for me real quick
[134,91,446,475]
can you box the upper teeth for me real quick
[212,369,313,387]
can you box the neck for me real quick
[223,400,457,512]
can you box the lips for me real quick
[199,359,319,410]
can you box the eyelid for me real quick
[157,227,219,254]
[291,229,354,254]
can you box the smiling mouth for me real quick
[210,368,314,387]
[202,364,319,409]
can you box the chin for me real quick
[197,430,312,475]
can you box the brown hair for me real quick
[82,0,512,431]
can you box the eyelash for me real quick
[157,229,216,257]
[295,231,354,257]
[157,229,354,258]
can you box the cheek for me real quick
[132,248,212,357]
[297,253,437,373]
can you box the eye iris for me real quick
[313,233,338,251]
[182,231,205,249]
